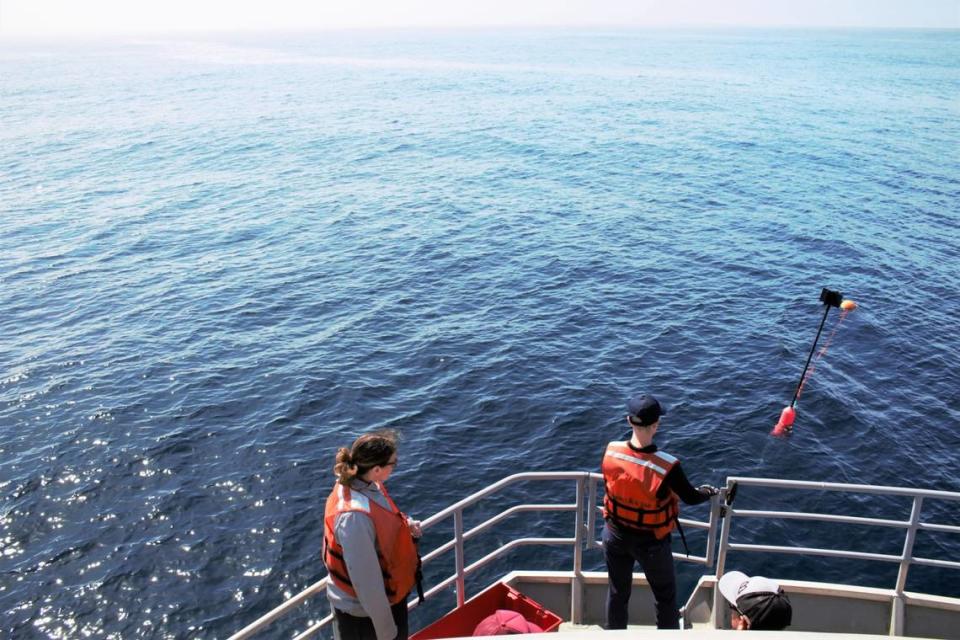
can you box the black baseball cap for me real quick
[719,571,793,631]
[627,394,666,427]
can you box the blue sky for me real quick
[1,0,958,36]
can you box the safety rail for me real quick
[711,477,960,633]
[229,474,960,639]
[228,471,720,639]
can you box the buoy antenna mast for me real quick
[790,287,842,406]
[771,287,856,436]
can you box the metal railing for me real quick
[229,474,960,639]
[228,471,719,639]
[711,477,960,633]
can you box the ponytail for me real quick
[333,447,358,486]
[333,429,398,486]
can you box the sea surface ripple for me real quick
[1,28,959,638]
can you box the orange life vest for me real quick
[602,441,680,539]
[323,482,418,605]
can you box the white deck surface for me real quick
[522,631,907,640]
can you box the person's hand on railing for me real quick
[406,517,423,539]
[698,484,720,498]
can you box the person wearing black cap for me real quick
[718,571,792,630]
[600,393,719,630]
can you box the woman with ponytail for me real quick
[323,430,422,640]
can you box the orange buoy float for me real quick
[771,405,796,437]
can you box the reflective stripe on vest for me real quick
[337,486,371,513]
[605,450,671,476]
[602,441,680,539]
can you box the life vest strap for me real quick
[324,532,392,583]
[322,535,340,568]
[605,492,678,533]
[608,509,674,528]
[606,493,675,520]
[328,566,353,587]
[607,494,674,515]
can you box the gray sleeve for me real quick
[335,512,397,640]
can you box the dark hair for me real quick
[333,429,398,485]
[628,415,658,428]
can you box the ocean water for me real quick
[1,28,959,638]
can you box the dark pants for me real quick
[333,598,409,640]
[603,522,679,630]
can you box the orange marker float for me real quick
[772,288,857,436]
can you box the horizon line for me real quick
[3,23,959,41]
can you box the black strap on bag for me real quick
[675,515,691,557]
[413,537,425,604]
[415,560,425,604]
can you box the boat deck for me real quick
[506,570,960,638]
[534,632,894,640]
[228,473,960,640]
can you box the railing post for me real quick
[586,475,598,547]
[712,482,736,629]
[705,493,722,568]
[454,509,466,608]
[891,495,923,636]
[571,476,586,625]
[587,473,597,548]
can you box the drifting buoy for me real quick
[771,288,856,436]
[771,405,796,437]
